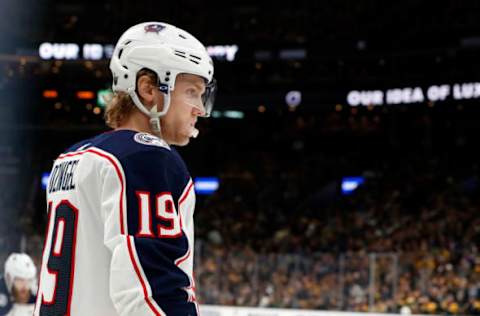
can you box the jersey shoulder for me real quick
[62,130,191,168]
[64,130,190,189]
[63,130,171,159]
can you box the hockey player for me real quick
[34,22,216,316]
[3,253,37,316]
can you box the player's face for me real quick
[12,278,31,304]
[160,74,206,146]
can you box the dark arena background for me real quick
[1,1,480,315]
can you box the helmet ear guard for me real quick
[128,84,172,134]
[124,70,172,134]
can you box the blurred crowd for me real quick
[194,162,480,314]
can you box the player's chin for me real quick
[17,292,30,303]
[174,135,191,146]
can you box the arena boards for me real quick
[200,305,434,316]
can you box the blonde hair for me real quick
[104,69,157,129]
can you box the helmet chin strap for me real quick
[127,87,171,137]
[148,104,163,136]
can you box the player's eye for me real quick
[186,88,199,97]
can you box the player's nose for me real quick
[192,103,206,117]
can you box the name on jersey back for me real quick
[48,159,79,193]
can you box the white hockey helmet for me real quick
[4,253,37,294]
[109,22,216,132]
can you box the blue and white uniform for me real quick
[34,130,197,316]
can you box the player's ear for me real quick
[137,74,156,106]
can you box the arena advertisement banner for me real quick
[38,42,239,62]
[346,82,480,106]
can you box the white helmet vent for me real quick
[174,50,187,57]
[173,50,204,65]
[189,55,201,64]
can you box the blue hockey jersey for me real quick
[34,130,198,316]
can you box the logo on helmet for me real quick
[144,24,165,34]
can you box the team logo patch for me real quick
[134,133,170,149]
[144,23,165,34]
